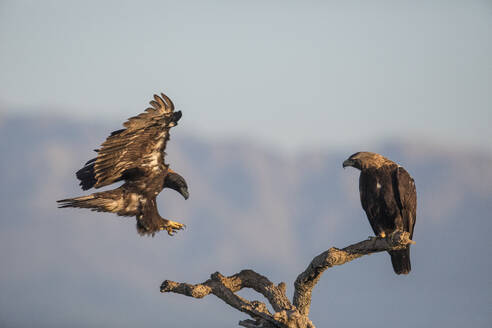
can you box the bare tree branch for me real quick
[293,231,414,316]
[160,232,413,328]
[161,271,277,325]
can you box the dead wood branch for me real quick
[293,230,413,316]
[161,231,413,328]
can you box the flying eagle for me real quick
[343,152,416,274]
[57,93,189,236]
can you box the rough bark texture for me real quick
[161,231,414,328]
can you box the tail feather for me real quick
[57,195,97,209]
[390,248,411,275]
[57,190,128,215]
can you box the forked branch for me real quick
[161,231,413,328]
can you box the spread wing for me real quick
[394,166,417,238]
[78,93,182,189]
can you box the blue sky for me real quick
[1,0,491,152]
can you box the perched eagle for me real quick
[343,152,416,274]
[57,93,189,236]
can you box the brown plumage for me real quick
[343,152,417,274]
[57,93,189,236]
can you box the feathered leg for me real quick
[135,199,185,237]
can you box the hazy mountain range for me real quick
[0,116,490,328]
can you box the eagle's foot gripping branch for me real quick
[367,231,415,245]
[161,220,186,236]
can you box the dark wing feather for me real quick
[359,169,384,235]
[394,166,417,238]
[89,93,181,189]
[360,168,399,236]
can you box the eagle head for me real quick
[343,152,390,170]
[163,171,189,200]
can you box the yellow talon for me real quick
[161,220,185,236]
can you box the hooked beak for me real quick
[343,159,355,168]
[179,187,189,200]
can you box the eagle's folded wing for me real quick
[394,167,417,238]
